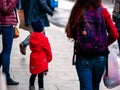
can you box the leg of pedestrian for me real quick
[19,34,30,55]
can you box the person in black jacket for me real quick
[18,0,53,55]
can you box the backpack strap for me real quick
[97,7,107,31]
[72,40,77,65]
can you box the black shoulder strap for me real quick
[72,40,77,65]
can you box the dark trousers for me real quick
[29,72,44,88]
[117,30,120,53]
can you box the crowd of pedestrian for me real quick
[0,0,120,90]
[0,0,54,89]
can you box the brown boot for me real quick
[19,43,26,55]
[29,86,35,90]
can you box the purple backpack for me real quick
[76,7,108,53]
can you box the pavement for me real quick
[49,0,114,28]
[0,0,120,90]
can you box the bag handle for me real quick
[14,8,18,23]
[105,56,108,76]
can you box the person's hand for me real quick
[44,71,48,76]
[112,14,115,19]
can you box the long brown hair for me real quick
[65,0,101,39]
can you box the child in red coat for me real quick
[29,20,52,90]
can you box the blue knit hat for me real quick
[31,20,44,32]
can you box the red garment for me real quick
[100,7,119,45]
[29,32,52,74]
[0,0,18,25]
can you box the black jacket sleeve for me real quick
[37,0,53,16]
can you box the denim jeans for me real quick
[75,55,107,90]
[21,34,30,47]
[21,25,33,47]
[0,26,14,81]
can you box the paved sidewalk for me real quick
[50,0,114,28]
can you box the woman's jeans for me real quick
[0,26,14,81]
[75,55,107,90]
[21,34,30,47]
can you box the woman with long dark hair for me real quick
[65,0,119,90]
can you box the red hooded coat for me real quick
[29,32,52,74]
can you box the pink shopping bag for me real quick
[103,51,120,89]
